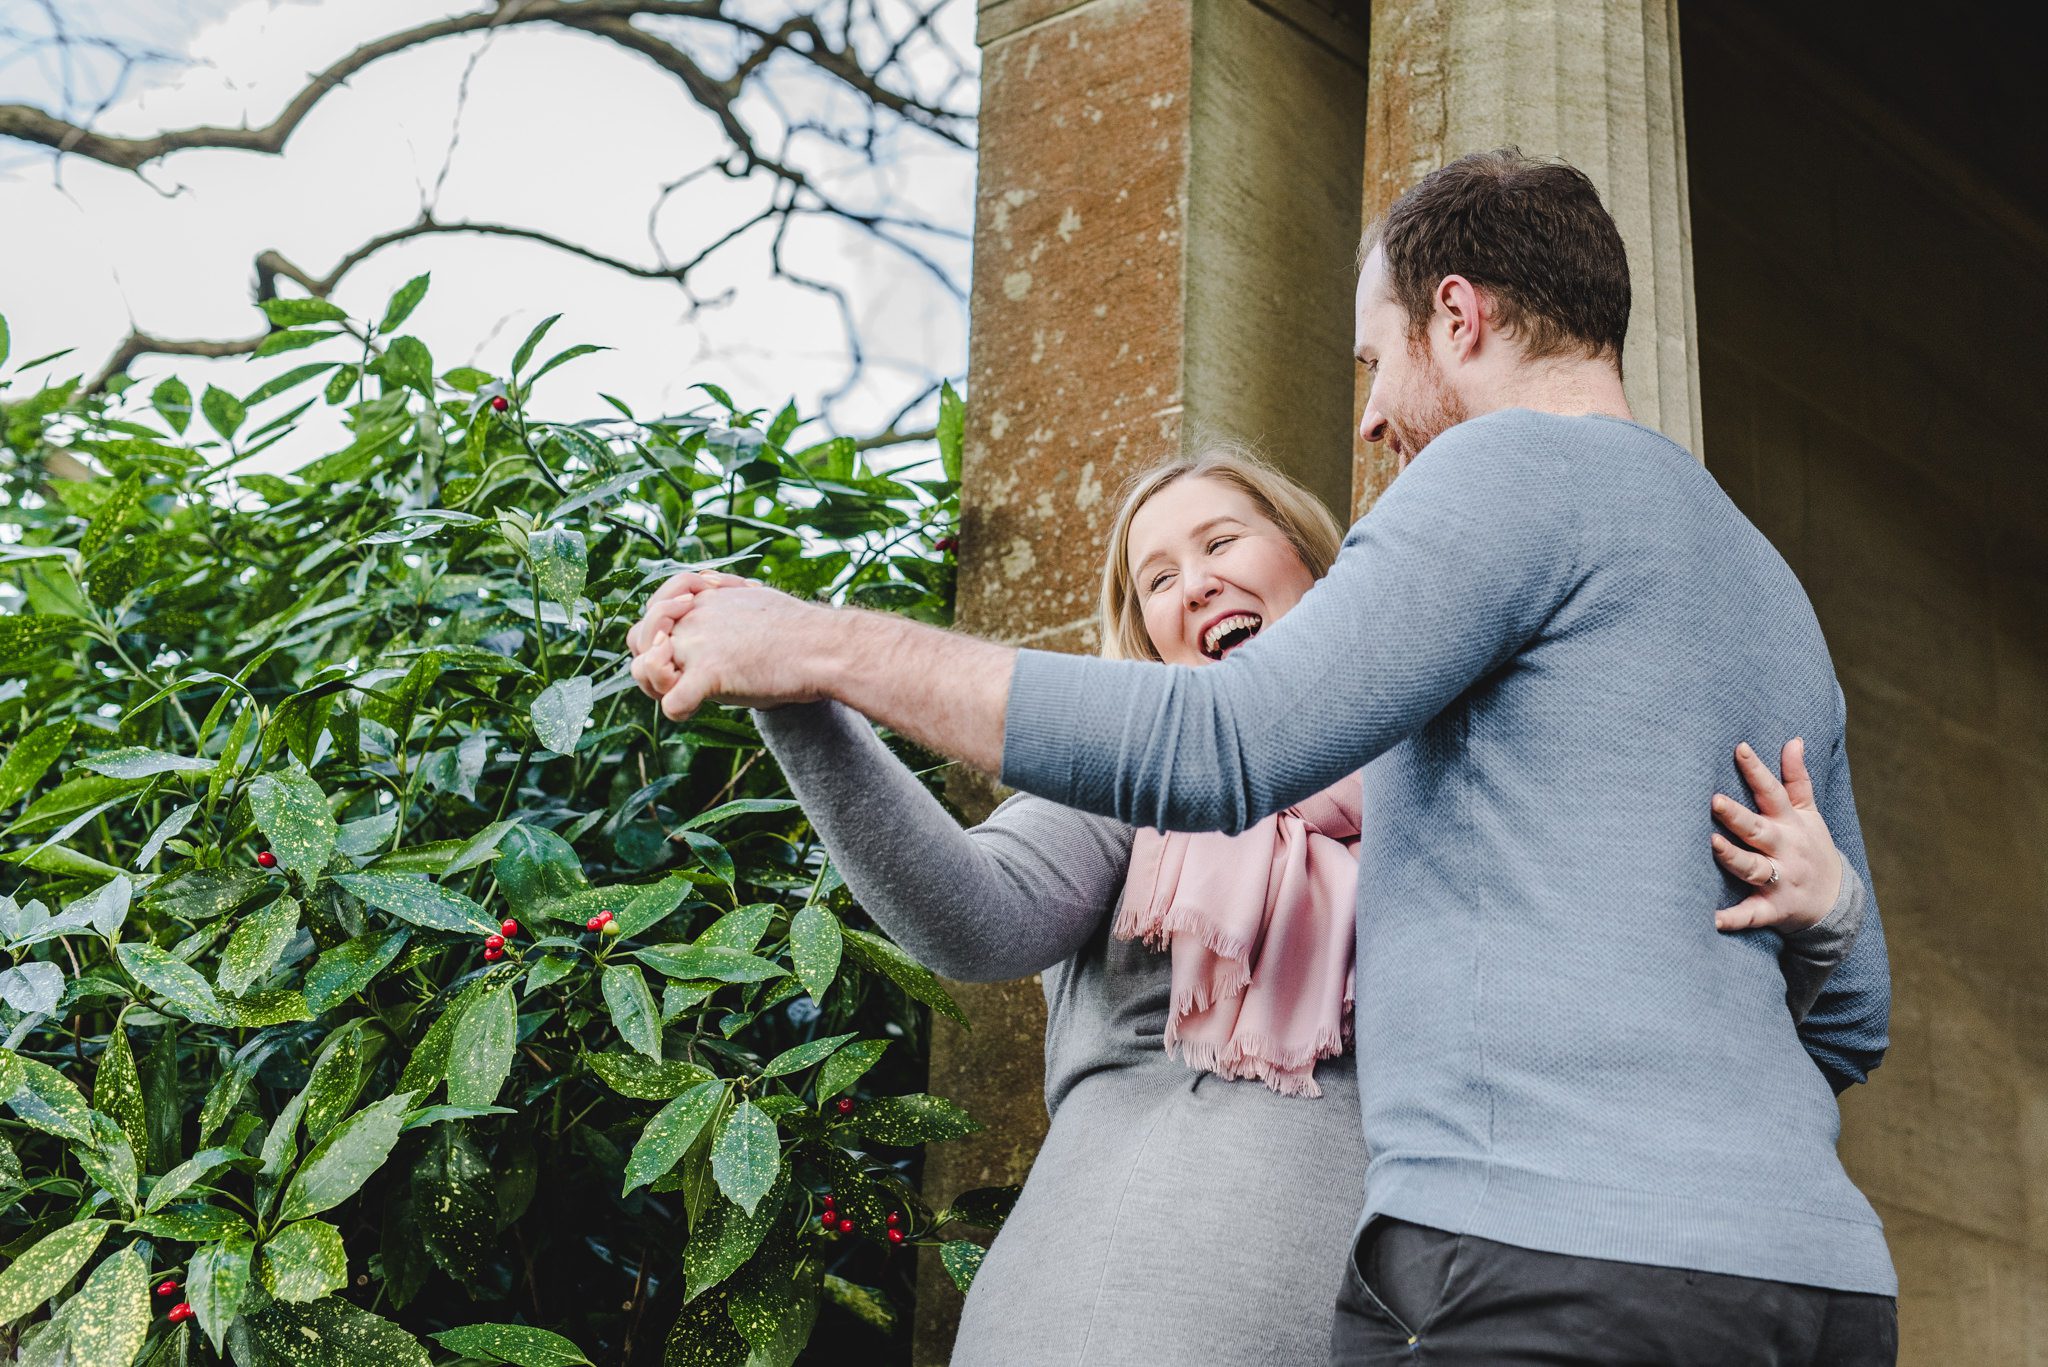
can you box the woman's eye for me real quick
[1207,536,1236,553]
[1147,571,1172,592]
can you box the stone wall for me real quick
[1684,7,2048,1360]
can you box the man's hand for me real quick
[626,570,753,701]
[621,567,1017,775]
[654,582,839,719]
[1711,738,1845,933]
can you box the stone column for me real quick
[917,2,1365,1361]
[1354,0,1703,514]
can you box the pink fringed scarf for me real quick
[1112,774,1363,1098]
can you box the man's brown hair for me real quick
[1363,148,1631,368]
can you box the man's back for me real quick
[1001,408,1894,1294]
[1350,411,1892,1294]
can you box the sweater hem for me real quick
[1358,1155,1898,1297]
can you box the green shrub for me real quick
[0,285,1004,1366]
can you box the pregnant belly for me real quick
[949,1054,1369,1367]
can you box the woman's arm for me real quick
[1779,854,1865,1023]
[1710,738,1868,1024]
[752,700,1134,982]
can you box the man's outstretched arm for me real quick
[658,412,1584,833]
[645,582,1018,775]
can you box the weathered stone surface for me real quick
[957,0,1196,659]
[1354,0,1701,514]
[1185,0,1366,519]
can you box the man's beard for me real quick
[1386,346,1469,459]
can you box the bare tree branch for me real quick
[26,0,978,440]
[0,1,968,172]
[86,333,264,395]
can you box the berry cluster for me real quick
[483,919,519,961]
[816,1194,908,1245]
[585,909,621,937]
[157,1279,192,1323]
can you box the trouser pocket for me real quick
[1353,1216,1471,1341]
[1343,1216,1421,1342]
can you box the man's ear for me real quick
[1434,274,1486,362]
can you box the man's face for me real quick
[1354,245,1469,470]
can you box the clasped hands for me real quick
[624,570,830,718]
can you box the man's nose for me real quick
[1359,402,1388,445]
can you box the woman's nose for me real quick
[1183,570,1222,611]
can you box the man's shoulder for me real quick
[1378,409,1577,509]
[1458,408,1699,463]
[1399,409,1698,489]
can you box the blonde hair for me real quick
[1098,439,1344,661]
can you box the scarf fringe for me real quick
[1164,1022,1349,1098]
[1163,1035,1335,1099]
[1112,771,1364,1101]
[1116,903,1257,965]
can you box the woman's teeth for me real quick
[1201,613,1263,658]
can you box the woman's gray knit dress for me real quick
[755,700,1369,1366]
[753,701,1865,1366]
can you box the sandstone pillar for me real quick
[918,2,1366,1360]
[1355,0,1703,512]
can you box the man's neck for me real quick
[1474,357,1633,424]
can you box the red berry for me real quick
[586,916,602,931]
[501,920,518,937]
[887,1228,905,1244]
[595,910,613,925]
[256,851,276,868]
[483,946,503,961]
[168,1303,194,1323]
[885,1211,900,1227]
[491,395,509,412]
[155,1280,180,1297]
[935,536,958,553]
[485,934,505,950]
[834,1097,855,1116]
[836,1218,854,1234]
[820,1212,836,1228]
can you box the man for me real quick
[628,150,1897,1363]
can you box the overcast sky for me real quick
[0,0,976,474]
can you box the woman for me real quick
[626,444,1864,1365]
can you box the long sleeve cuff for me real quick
[1780,849,1866,1023]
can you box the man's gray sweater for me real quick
[1000,409,1895,1295]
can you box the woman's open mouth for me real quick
[1200,613,1263,660]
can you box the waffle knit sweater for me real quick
[999,409,1896,1295]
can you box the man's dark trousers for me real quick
[1332,1218,1899,1365]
